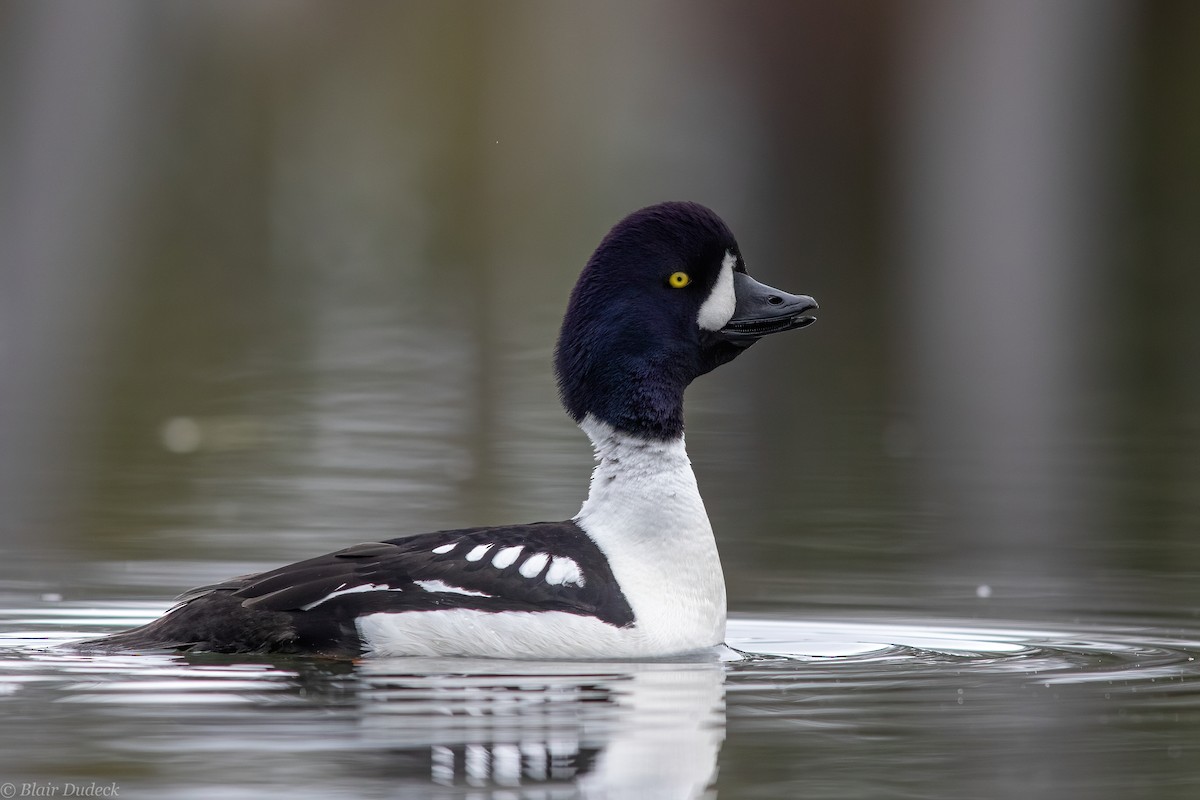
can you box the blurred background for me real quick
[1,0,1198,622]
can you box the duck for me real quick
[81,201,817,659]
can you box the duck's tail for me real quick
[72,590,299,654]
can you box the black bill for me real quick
[719,271,818,343]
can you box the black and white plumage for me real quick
[81,201,817,659]
[92,523,633,657]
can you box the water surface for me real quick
[3,595,1199,799]
[3,261,1199,798]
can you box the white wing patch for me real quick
[545,556,585,587]
[519,552,550,578]
[414,580,492,598]
[299,582,403,611]
[465,543,494,562]
[427,539,584,590]
[697,251,737,331]
[491,545,524,569]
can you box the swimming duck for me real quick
[84,201,817,658]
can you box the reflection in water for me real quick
[1,603,727,799]
[4,604,1200,798]
[356,658,725,797]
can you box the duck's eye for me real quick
[668,271,691,289]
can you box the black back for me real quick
[79,521,635,656]
[234,521,634,628]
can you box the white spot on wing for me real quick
[299,582,403,611]
[519,552,549,578]
[696,251,737,331]
[432,542,456,555]
[414,579,492,597]
[545,556,585,587]
[465,543,494,562]
[491,545,523,569]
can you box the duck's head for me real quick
[555,201,817,441]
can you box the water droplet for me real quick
[161,417,202,453]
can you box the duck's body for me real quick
[355,417,723,659]
[82,202,816,659]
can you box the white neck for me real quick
[573,415,727,652]
[578,415,695,492]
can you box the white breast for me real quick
[356,416,727,659]
[572,415,727,655]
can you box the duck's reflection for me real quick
[353,655,727,798]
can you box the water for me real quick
[2,601,1199,799]
[4,3,1199,795]
[3,266,1199,797]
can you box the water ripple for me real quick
[2,603,1200,798]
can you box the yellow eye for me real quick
[668,271,691,288]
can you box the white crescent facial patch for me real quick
[696,251,737,331]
